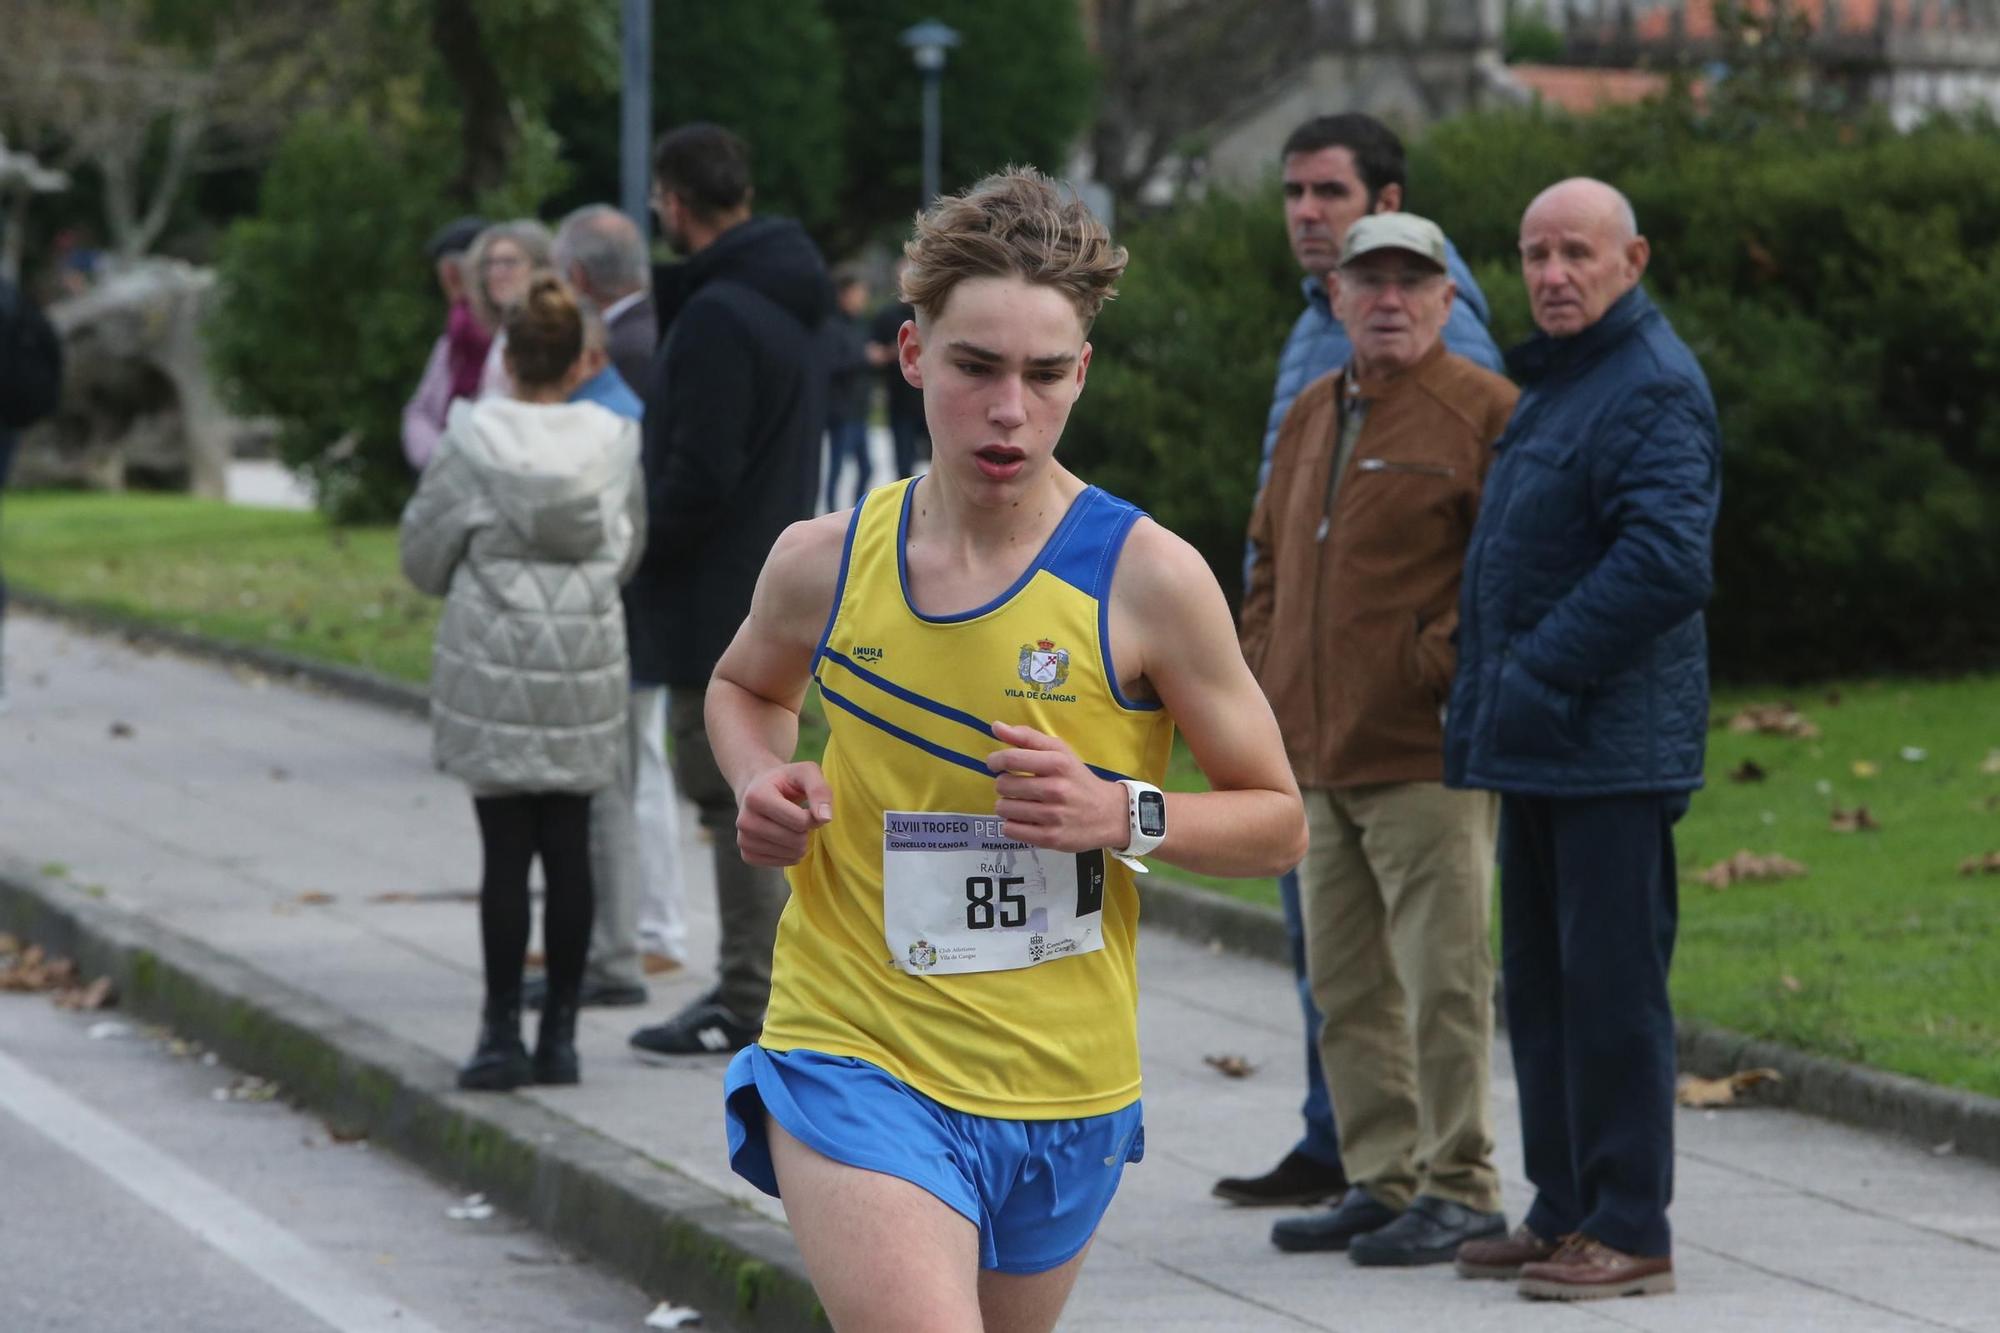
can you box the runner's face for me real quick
[900,276,1091,505]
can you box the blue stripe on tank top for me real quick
[817,683,992,776]
[816,655,1136,785]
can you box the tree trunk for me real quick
[431,0,517,203]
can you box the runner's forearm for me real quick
[1150,787,1307,878]
[705,677,806,799]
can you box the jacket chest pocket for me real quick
[1493,441,1590,545]
[1356,457,1456,480]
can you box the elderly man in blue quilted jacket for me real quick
[1443,178,1720,1302]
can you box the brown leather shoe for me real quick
[1518,1233,1674,1300]
[1455,1223,1556,1279]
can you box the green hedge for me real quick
[1067,102,2000,682]
[209,114,564,523]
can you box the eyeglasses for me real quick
[1342,269,1445,295]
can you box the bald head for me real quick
[553,204,649,308]
[1519,177,1648,337]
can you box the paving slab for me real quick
[2,612,1996,1331]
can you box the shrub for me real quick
[1060,187,1299,594]
[1075,104,2000,680]
[209,113,563,522]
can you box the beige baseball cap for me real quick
[1338,213,1448,271]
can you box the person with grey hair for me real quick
[553,204,656,394]
[1446,178,1720,1300]
[469,219,554,401]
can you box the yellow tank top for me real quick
[759,476,1175,1119]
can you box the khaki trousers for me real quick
[1300,781,1500,1211]
[669,688,790,1025]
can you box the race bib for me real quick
[882,811,1107,977]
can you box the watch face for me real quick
[1136,790,1166,839]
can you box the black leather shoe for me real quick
[1349,1195,1507,1267]
[532,995,581,1085]
[522,973,648,1010]
[457,996,532,1091]
[1271,1186,1400,1253]
[1212,1150,1349,1207]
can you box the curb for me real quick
[1139,875,2000,1167]
[0,859,823,1333]
[21,598,2000,1171]
[15,591,430,718]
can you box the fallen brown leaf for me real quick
[55,976,117,1011]
[1676,1068,1783,1108]
[0,945,80,992]
[1851,760,1879,779]
[1958,851,2000,876]
[1698,850,1808,890]
[1780,974,1803,993]
[1203,1054,1256,1079]
[1725,703,1820,739]
[1728,759,1768,783]
[1829,803,1881,833]
[296,891,337,906]
[1980,749,2000,776]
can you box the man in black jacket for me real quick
[627,123,832,1059]
[0,274,63,712]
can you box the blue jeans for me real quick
[887,412,927,480]
[824,417,872,512]
[1280,867,1342,1166]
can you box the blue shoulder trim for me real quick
[810,501,866,672]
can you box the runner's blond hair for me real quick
[900,168,1128,329]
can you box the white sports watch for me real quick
[1113,779,1167,873]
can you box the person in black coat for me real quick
[0,275,63,711]
[627,123,832,1059]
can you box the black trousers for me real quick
[473,793,594,1009]
[1499,791,1684,1257]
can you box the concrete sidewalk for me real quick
[2,611,1996,1332]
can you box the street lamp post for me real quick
[900,19,960,207]
[619,0,653,236]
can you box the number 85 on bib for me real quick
[882,812,1108,977]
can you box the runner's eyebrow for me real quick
[947,341,1076,370]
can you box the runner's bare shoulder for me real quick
[756,511,855,643]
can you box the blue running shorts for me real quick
[724,1045,1145,1274]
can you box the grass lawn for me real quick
[5,490,1997,1095]
[0,491,439,683]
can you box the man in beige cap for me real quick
[1244,212,1517,1265]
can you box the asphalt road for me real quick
[0,992,695,1333]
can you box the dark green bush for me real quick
[209,113,562,522]
[1060,188,1298,590]
[1073,103,2000,680]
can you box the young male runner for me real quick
[708,170,1308,1331]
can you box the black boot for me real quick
[533,992,581,1085]
[457,996,532,1091]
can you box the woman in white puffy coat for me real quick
[400,273,645,1091]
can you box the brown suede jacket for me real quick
[1242,341,1518,790]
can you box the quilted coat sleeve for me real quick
[1511,382,1719,690]
[398,439,478,597]
[617,450,648,586]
